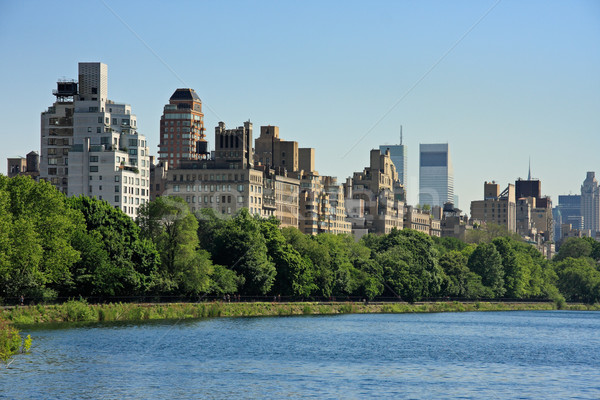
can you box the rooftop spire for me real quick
[400,125,403,145]
[528,157,531,180]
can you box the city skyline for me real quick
[1,1,599,209]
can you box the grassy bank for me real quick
[2,300,598,326]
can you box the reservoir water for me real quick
[2,311,599,399]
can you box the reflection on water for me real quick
[1,311,599,399]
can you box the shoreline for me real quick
[3,300,599,326]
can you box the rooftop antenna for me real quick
[400,125,403,145]
[528,157,531,180]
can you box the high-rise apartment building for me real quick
[41,80,77,193]
[41,62,150,217]
[419,143,454,208]
[581,171,600,234]
[158,89,207,169]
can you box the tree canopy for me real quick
[1,175,598,304]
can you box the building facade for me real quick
[581,171,600,234]
[403,206,441,237]
[345,149,404,236]
[299,173,351,235]
[554,195,582,240]
[379,143,407,192]
[470,182,516,232]
[40,81,76,193]
[7,151,39,180]
[158,89,208,169]
[41,62,150,217]
[156,121,304,227]
[440,203,471,240]
[419,143,454,208]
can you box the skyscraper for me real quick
[554,195,583,239]
[379,144,407,189]
[158,89,207,168]
[380,127,407,194]
[41,62,150,218]
[419,143,454,208]
[581,171,600,233]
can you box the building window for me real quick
[115,196,119,202]
[89,166,98,172]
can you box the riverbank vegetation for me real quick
[6,299,597,326]
[1,175,600,307]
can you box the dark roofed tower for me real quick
[159,88,207,168]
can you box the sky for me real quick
[0,0,599,211]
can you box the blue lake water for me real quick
[2,311,600,399]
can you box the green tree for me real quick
[582,237,600,261]
[467,243,505,297]
[554,257,600,303]
[261,218,316,297]
[438,251,488,298]
[138,196,211,295]
[432,236,468,256]
[209,264,242,295]
[492,237,525,298]
[554,237,592,262]
[282,227,334,297]
[375,229,446,302]
[69,196,159,297]
[0,176,83,301]
[315,233,361,297]
[210,209,275,295]
[466,223,522,244]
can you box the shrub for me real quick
[62,299,96,322]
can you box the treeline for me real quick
[1,175,599,304]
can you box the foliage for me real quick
[553,257,600,304]
[466,223,522,244]
[0,176,596,306]
[137,196,211,295]
[0,318,31,367]
[370,229,445,302]
[210,209,275,295]
[467,242,505,297]
[262,221,316,298]
[554,237,593,262]
[438,251,487,298]
[0,176,83,301]
[68,196,159,297]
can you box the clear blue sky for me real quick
[1,0,598,210]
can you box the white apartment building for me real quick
[41,62,149,217]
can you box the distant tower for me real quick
[379,126,407,191]
[158,89,207,169]
[581,171,600,234]
[419,143,453,208]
